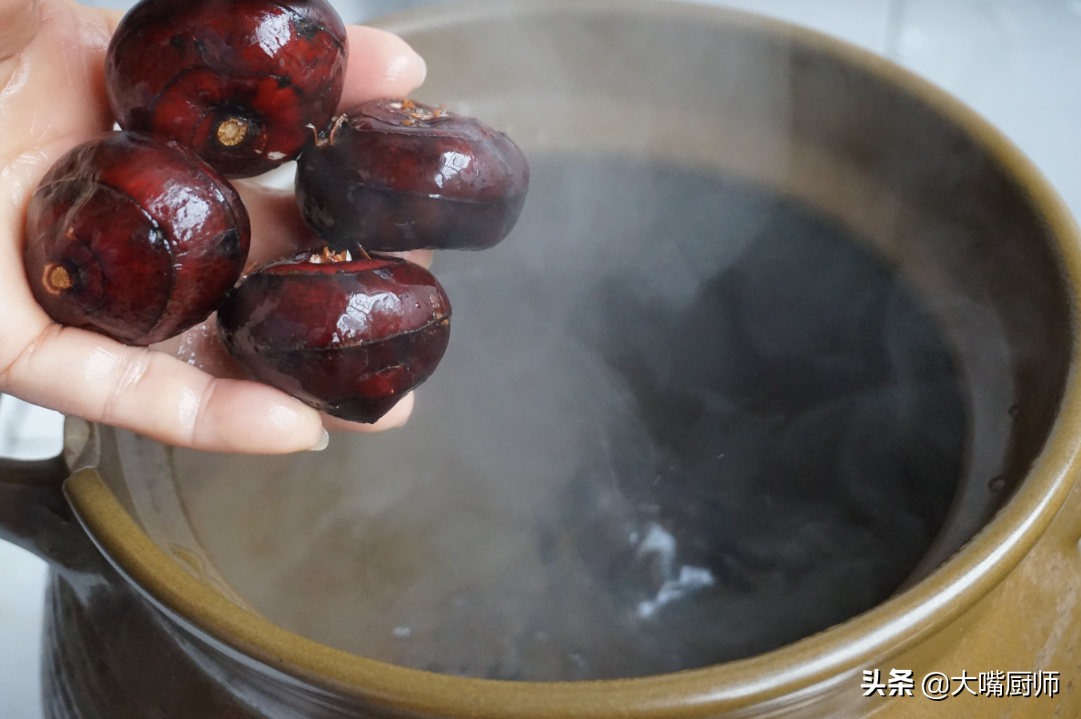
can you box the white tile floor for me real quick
[3,0,1080,716]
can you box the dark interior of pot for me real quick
[96,0,1072,683]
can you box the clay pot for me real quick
[2,1,1080,716]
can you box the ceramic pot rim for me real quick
[63,1,1081,716]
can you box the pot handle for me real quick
[0,452,103,575]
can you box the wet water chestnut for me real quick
[218,249,452,423]
[296,98,530,251]
[106,0,348,178]
[24,133,251,346]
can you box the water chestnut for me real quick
[24,132,250,346]
[296,98,529,252]
[217,249,452,423]
[106,0,348,178]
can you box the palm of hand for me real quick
[0,0,427,453]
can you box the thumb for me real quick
[0,0,37,65]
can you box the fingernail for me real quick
[307,428,330,452]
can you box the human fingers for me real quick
[338,25,426,110]
[0,1,117,166]
[50,13,423,163]
[89,18,427,116]
[88,6,124,34]
[0,0,37,69]
[1,324,326,453]
[152,316,418,437]
[321,392,415,434]
[395,249,434,269]
[237,183,323,269]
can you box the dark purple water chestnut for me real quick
[217,249,452,424]
[106,0,348,178]
[296,98,530,252]
[24,132,251,346]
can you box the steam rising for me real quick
[170,156,965,681]
[99,0,1070,687]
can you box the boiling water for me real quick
[170,156,966,681]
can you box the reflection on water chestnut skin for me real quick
[217,249,452,424]
[106,0,348,178]
[23,132,251,346]
[296,98,530,252]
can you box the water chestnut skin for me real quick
[218,251,452,423]
[106,0,348,178]
[24,132,250,346]
[297,98,529,252]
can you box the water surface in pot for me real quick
[151,154,968,681]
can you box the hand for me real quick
[0,0,429,453]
